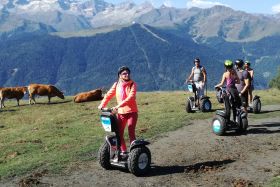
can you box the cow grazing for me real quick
[74,89,103,103]
[0,87,28,108]
[28,84,64,104]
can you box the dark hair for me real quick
[235,59,244,67]
[194,58,200,64]
[118,66,131,77]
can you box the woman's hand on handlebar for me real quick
[112,106,119,113]
[98,105,110,111]
[185,79,193,84]
[214,85,221,91]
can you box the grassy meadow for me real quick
[0,89,280,181]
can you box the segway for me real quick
[215,87,224,104]
[98,108,151,176]
[248,95,261,114]
[186,81,212,113]
[212,87,248,136]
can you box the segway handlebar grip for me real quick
[101,108,112,113]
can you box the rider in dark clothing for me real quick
[234,59,251,113]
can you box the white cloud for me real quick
[186,0,229,9]
[272,4,280,13]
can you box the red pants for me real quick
[117,112,138,152]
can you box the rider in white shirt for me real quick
[186,58,207,106]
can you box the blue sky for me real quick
[105,0,280,14]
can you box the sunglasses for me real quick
[121,72,129,76]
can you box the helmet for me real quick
[194,58,200,63]
[244,60,251,66]
[118,66,130,77]
[235,59,244,67]
[224,60,233,68]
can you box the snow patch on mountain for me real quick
[0,0,155,30]
[14,0,61,12]
[90,2,154,28]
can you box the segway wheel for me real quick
[200,98,212,112]
[216,96,223,104]
[216,90,223,103]
[186,99,193,113]
[252,98,261,114]
[238,117,248,133]
[212,115,226,136]
[128,146,151,176]
[98,141,112,170]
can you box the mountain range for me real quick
[0,0,279,94]
[2,0,280,42]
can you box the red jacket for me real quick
[99,80,138,114]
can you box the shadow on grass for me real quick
[245,122,280,134]
[250,122,280,128]
[223,123,280,136]
[0,109,16,112]
[147,159,235,177]
[247,128,280,134]
[257,109,280,114]
[31,100,72,105]
[1,100,72,108]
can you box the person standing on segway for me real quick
[215,60,241,123]
[186,58,207,107]
[98,66,138,160]
[235,59,251,113]
[244,61,254,106]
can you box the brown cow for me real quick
[73,89,103,103]
[0,86,28,108]
[28,84,64,104]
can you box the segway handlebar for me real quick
[214,86,226,91]
[185,80,194,84]
[100,108,112,112]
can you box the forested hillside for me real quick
[0,24,279,94]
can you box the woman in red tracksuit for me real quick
[98,66,138,154]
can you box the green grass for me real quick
[0,89,279,180]
[267,176,280,187]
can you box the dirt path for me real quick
[3,105,280,187]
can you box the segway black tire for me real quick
[212,115,226,136]
[98,142,112,170]
[252,98,261,114]
[200,98,212,112]
[216,96,223,104]
[239,117,248,132]
[236,117,248,133]
[186,99,193,113]
[128,146,151,176]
